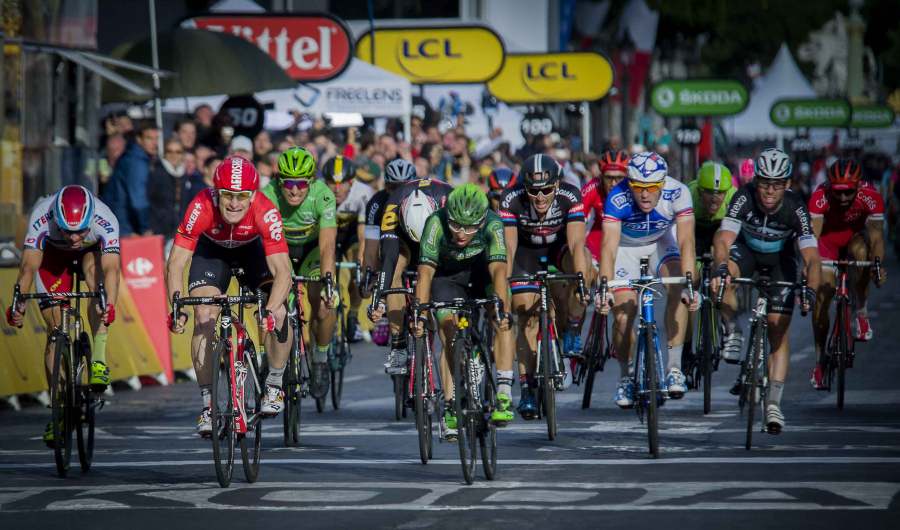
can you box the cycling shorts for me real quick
[35,244,99,310]
[612,229,680,288]
[817,228,868,261]
[729,240,799,315]
[188,238,272,294]
[511,240,568,294]
[431,256,491,321]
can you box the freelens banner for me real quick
[186,14,353,81]
[650,79,748,116]
[487,52,614,103]
[355,26,505,84]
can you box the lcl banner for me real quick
[186,14,353,81]
[487,52,614,103]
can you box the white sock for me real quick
[668,344,683,371]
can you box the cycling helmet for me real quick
[277,146,316,178]
[599,149,630,174]
[521,154,561,188]
[321,155,356,184]
[400,190,437,243]
[213,156,259,191]
[739,158,755,185]
[487,167,516,194]
[385,158,417,184]
[826,158,862,190]
[54,185,94,232]
[627,151,668,184]
[696,161,734,192]
[754,148,792,180]
[447,184,489,226]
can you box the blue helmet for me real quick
[627,151,668,184]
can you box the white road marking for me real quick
[262,489,380,502]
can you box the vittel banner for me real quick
[186,14,352,81]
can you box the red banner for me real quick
[188,15,352,81]
[120,235,172,383]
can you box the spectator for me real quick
[202,155,223,188]
[253,130,273,163]
[257,160,273,188]
[174,119,198,153]
[414,155,430,177]
[147,138,205,239]
[229,135,253,160]
[99,133,127,187]
[193,104,214,141]
[102,122,158,236]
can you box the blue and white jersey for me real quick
[602,177,693,246]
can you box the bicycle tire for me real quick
[836,301,849,410]
[453,336,477,485]
[644,326,659,459]
[743,323,763,451]
[414,336,432,464]
[331,313,349,410]
[51,334,73,477]
[701,302,714,415]
[75,332,95,472]
[240,340,263,483]
[480,351,498,481]
[392,374,405,421]
[210,339,235,487]
[282,337,302,447]
[540,311,558,441]
[581,313,601,409]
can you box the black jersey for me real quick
[498,182,586,248]
[364,189,391,241]
[719,184,817,254]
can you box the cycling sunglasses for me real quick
[280,177,311,190]
[628,181,662,193]
[218,189,254,201]
[756,178,787,191]
[526,185,556,198]
[448,220,482,235]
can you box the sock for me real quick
[497,370,513,397]
[92,332,108,364]
[768,380,785,407]
[619,357,630,380]
[668,344,683,371]
[856,304,868,317]
[265,365,285,388]
[314,345,329,364]
[200,386,212,408]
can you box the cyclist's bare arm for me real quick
[599,219,620,282]
[866,218,885,265]
[356,222,366,262]
[800,245,823,292]
[362,238,380,273]
[15,248,43,295]
[166,244,194,300]
[712,227,737,271]
[565,220,588,281]
[489,261,510,316]
[265,252,292,313]
[319,226,337,280]
[415,263,435,307]
[811,216,824,239]
[504,226,518,277]
[675,214,696,275]
[99,252,121,308]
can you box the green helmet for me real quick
[697,161,733,192]
[277,147,316,178]
[446,184,489,226]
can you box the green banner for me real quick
[650,79,748,116]
[850,105,896,128]
[770,98,851,128]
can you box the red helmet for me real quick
[826,159,862,191]
[54,185,94,232]
[598,149,629,175]
[213,156,259,192]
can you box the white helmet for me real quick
[401,190,437,243]
[755,148,792,179]
[385,159,417,183]
[627,151,668,184]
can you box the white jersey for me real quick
[335,180,375,231]
[24,194,121,254]
[603,176,693,246]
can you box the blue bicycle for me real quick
[601,257,692,458]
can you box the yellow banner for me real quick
[356,26,504,84]
[487,52,614,103]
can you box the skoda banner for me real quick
[487,52,613,103]
[355,26,504,84]
[770,98,851,128]
[650,79,748,116]
[850,105,896,128]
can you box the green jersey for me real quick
[261,179,337,246]
[419,208,507,274]
[688,180,737,228]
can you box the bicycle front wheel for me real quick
[210,339,235,487]
[480,352,498,481]
[282,341,302,447]
[51,335,73,477]
[540,313,558,441]
[581,313,601,410]
[743,324,763,451]
[330,342,346,411]
[644,328,659,458]
[414,336,432,464]
[700,303,714,415]
[836,301,850,410]
[75,332,95,472]
[240,340,263,483]
[453,337,477,485]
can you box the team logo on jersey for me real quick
[230,157,244,189]
[611,193,628,209]
[662,187,681,201]
[263,208,284,241]
[185,202,203,233]
[381,204,399,231]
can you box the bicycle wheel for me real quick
[210,339,235,487]
[480,352,498,481]
[743,323,763,451]
[581,313,601,409]
[282,339,302,447]
[392,374,405,421]
[330,339,346,410]
[700,302,714,415]
[836,301,850,410]
[644,327,659,458]
[540,313,558,441]
[240,340,263,483]
[50,334,73,477]
[453,337,477,485]
[75,332,95,472]
[414,336,432,464]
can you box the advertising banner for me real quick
[770,98,851,128]
[487,52,613,103]
[850,105,896,128]
[650,79,748,117]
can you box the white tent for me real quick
[723,44,816,140]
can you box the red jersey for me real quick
[581,177,607,261]
[174,188,288,256]
[808,182,883,260]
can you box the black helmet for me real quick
[321,155,356,184]
[521,154,561,188]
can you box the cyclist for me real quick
[165,156,292,436]
[500,154,591,419]
[321,155,373,343]
[415,184,515,438]
[582,150,630,270]
[370,171,452,374]
[260,147,339,398]
[6,185,119,446]
[711,148,822,434]
[689,161,737,255]
[487,167,517,212]
[597,151,699,407]
[809,159,886,389]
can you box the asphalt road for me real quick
[2,270,899,529]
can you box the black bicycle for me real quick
[370,270,418,421]
[687,254,724,414]
[12,275,106,477]
[283,274,318,446]
[329,262,360,410]
[577,301,612,410]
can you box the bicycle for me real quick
[508,258,586,441]
[329,261,361,410]
[577,307,612,410]
[820,258,881,410]
[687,254,724,414]
[370,270,418,422]
[423,296,503,484]
[172,283,266,488]
[283,273,318,446]
[716,269,809,450]
[601,257,693,459]
[11,274,106,477]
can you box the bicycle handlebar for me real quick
[13,282,107,312]
[822,258,883,288]
[508,270,587,302]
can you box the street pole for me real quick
[847,0,866,104]
[149,0,163,158]
[581,101,590,153]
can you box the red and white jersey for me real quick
[174,188,288,256]
[808,182,884,235]
[581,177,607,261]
[24,194,120,254]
